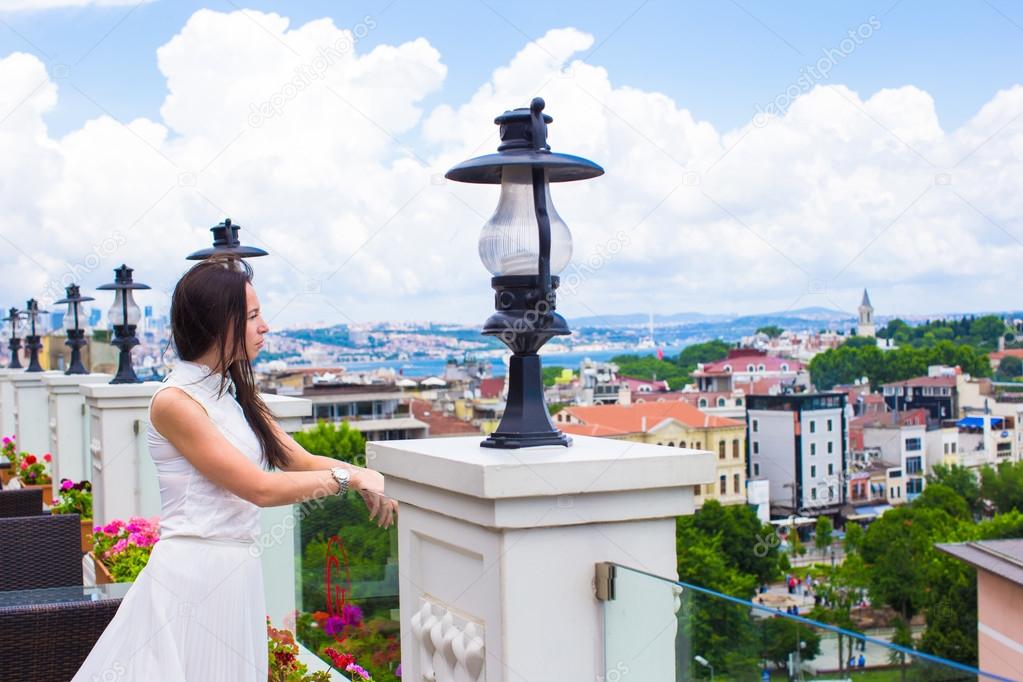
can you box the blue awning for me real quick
[957,416,1004,428]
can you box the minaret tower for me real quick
[857,289,876,338]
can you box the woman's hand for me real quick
[353,468,398,529]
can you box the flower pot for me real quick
[22,482,53,507]
[81,518,94,553]
[89,550,115,585]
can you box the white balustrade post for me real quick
[369,436,715,682]
[43,373,113,486]
[0,369,21,439]
[259,393,313,631]
[80,382,162,525]
[11,371,63,459]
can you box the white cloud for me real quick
[0,12,1021,330]
[0,0,153,10]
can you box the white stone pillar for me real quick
[368,436,715,682]
[259,393,313,630]
[0,368,21,438]
[80,382,162,525]
[43,373,113,486]
[11,370,64,456]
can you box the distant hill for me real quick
[571,307,853,328]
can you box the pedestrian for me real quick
[858,654,866,668]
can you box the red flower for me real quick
[24,454,36,465]
[43,453,52,463]
[324,648,355,669]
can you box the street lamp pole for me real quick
[3,307,23,369]
[54,284,95,375]
[97,264,150,384]
[446,97,603,449]
[21,299,46,372]
[185,218,269,260]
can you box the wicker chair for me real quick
[0,487,44,517]
[0,513,82,591]
[0,593,123,681]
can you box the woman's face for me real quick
[243,282,269,361]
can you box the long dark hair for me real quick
[169,255,290,470]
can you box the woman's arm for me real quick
[269,419,398,527]
[150,388,395,527]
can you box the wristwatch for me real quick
[329,467,350,496]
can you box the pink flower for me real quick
[345,663,371,680]
[43,453,51,463]
[60,479,75,491]
[20,461,27,470]
[105,538,129,558]
[2,437,9,444]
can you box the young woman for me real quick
[72,255,397,681]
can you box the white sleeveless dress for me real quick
[71,359,269,681]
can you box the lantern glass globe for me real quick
[477,166,572,277]
[107,290,141,326]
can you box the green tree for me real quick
[928,465,981,516]
[686,500,781,584]
[981,461,1023,514]
[542,365,568,386]
[843,523,864,554]
[996,355,1023,380]
[293,419,367,463]
[611,354,689,388]
[758,617,822,670]
[913,483,970,521]
[860,507,938,619]
[814,516,833,551]
[676,340,731,372]
[756,325,783,338]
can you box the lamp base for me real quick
[480,352,570,450]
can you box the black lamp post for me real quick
[446,98,603,449]
[54,284,95,375]
[97,264,150,384]
[21,299,47,372]
[185,218,269,260]
[3,307,23,369]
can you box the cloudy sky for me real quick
[0,1,1021,328]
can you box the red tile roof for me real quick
[562,402,744,436]
[408,399,481,436]
[850,407,929,429]
[697,356,804,375]
[479,377,505,399]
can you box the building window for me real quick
[951,442,957,453]
[810,443,816,456]
[943,443,949,454]
[827,441,833,454]
[811,465,817,478]
[717,397,726,407]
[695,441,702,449]
[667,441,674,447]
[736,398,743,406]
[810,420,816,433]
[747,364,755,372]
[828,463,834,476]
[781,363,789,372]
[699,398,708,408]
[718,441,726,459]
[694,484,701,496]
[732,439,740,459]
[905,437,922,451]
[811,488,817,500]
[906,456,923,475]
[753,441,759,455]
[679,441,686,448]
[907,478,924,495]
[752,419,759,433]
[719,475,727,495]
[827,419,833,432]
[758,364,766,372]
[753,463,760,476]
[733,473,740,494]
[829,486,835,499]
